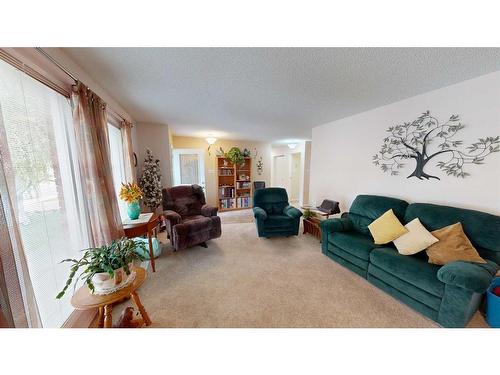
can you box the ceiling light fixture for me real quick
[206,136,217,145]
[288,143,298,149]
[206,135,217,155]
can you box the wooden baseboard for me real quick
[62,308,98,328]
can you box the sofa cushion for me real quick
[427,223,486,266]
[349,195,408,235]
[368,209,408,244]
[329,231,379,261]
[405,203,500,265]
[393,218,439,255]
[370,247,445,298]
[266,215,295,228]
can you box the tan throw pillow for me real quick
[426,222,486,265]
[368,209,408,245]
[393,218,439,255]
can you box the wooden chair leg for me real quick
[98,307,104,328]
[131,291,151,326]
[148,231,156,272]
[104,304,113,328]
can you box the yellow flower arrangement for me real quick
[119,182,144,204]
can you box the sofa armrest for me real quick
[163,210,182,225]
[283,205,303,219]
[320,217,352,234]
[437,260,499,293]
[253,207,268,221]
[201,204,218,217]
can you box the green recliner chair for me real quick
[253,187,303,238]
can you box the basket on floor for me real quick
[486,277,500,328]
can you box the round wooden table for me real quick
[71,267,152,328]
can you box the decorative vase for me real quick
[127,201,141,220]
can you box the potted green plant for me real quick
[303,208,316,220]
[56,238,147,298]
[225,147,245,166]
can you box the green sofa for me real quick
[253,187,303,237]
[321,195,500,327]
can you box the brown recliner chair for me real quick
[162,185,221,251]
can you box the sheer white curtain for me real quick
[0,59,90,327]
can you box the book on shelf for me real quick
[236,196,252,208]
[219,169,233,176]
[219,186,235,198]
[220,198,236,209]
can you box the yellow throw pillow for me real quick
[393,218,439,255]
[426,222,486,265]
[368,209,408,245]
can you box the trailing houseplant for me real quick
[225,147,245,166]
[56,238,146,298]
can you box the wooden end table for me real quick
[71,267,151,328]
[123,213,159,272]
[303,216,322,241]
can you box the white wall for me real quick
[135,122,173,189]
[310,71,500,215]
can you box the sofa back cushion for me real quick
[349,195,409,235]
[162,185,206,218]
[253,187,289,215]
[405,203,500,265]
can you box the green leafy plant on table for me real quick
[302,208,316,220]
[56,237,146,298]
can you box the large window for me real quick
[108,123,127,220]
[0,59,89,327]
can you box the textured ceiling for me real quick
[62,48,500,142]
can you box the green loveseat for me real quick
[321,195,500,328]
[253,187,303,237]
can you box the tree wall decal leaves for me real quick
[372,111,499,180]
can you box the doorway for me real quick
[290,152,301,203]
[172,149,206,191]
[273,155,288,188]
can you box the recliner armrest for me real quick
[201,204,218,217]
[320,217,352,234]
[253,207,268,221]
[163,210,182,225]
[283,205,302,219]
[437,260,499,293]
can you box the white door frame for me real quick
[172,148,206,191]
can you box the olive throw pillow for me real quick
[426,222,486,265]
[368,209,408,245]
[393,218,439,255]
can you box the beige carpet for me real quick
[116,210,488,328]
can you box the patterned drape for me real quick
[0,118,41,328]
[71,82,124,246]
[120,120,136,183]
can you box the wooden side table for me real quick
[71,267,151,328]
[303,217,322,241]
[123,213,159,272]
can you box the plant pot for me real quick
[91,266,132,294]
[127,201,141,220]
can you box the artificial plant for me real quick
[139,149,163,211]
[225,147,245,166]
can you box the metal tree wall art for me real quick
[372,111,499,180]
